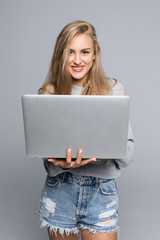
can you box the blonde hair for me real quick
[39,20,112,95]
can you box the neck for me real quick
[72,77,87,87]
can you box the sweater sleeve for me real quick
[111,80,135,168]
[114,122,135,168]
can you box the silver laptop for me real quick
[21,95,130,159]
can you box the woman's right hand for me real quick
[48,148,98,169]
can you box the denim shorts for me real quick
[38,172,119,237]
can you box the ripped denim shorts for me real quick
[38,172,119,237]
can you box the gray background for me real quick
[0,0,159,239]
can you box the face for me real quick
[67,34,95,86]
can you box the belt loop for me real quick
[62,172,66,182]
[95,177,100,188]
[96,177,99,184]
[79,176,83,185]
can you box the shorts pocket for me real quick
[45,175,60,187]
[99,179,118,196]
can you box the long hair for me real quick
[39,20,112,95]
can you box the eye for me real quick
[82,50,89,55]
[69,49,74,54]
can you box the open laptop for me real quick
[21,95,130,159]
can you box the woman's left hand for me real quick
[48,148,98,169]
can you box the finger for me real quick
[48,158,56,162]
[66,148,72,163]
[48,158,63,167]
[48,158,72,168]
[71,156,97,169]
[48,158,59,166]
[76,148,83,165]
[80,157,97,166]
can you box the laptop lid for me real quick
[21,95,130,159]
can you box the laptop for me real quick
[21,95,130,159]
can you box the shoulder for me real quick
[39,83,55,95]
[109,78,126,96]
[46,84,54,94]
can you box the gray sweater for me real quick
[43,80,135,179]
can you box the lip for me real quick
[71,66,84,72]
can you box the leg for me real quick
[39,174,80,240]
[79,179,119,240]
[81,229,117,240]
[48,228,79,240]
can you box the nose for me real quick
[73,53,81,65]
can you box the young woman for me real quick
[38,20,135,240]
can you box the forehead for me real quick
[69,34,94,49]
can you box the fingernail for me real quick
[48,158,54,162]
[79,149,83,154]
[68,148,71,152]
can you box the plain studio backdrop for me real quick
[0,0,159,239]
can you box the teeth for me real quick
[73,67,83,69]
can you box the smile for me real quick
[71,66,84,72]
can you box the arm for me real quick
[114,122,135,168]
[112,80,135,167]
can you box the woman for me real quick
[38,20,135,240]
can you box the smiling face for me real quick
[67,34,95,86]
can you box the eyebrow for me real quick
[82,48,91,50]
[69,48,91,50]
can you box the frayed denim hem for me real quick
[78,224,120,235]
[39,217,80,237]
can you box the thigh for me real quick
[39,174,79,237]
[78,179,119,234]
[81,229,117,240]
